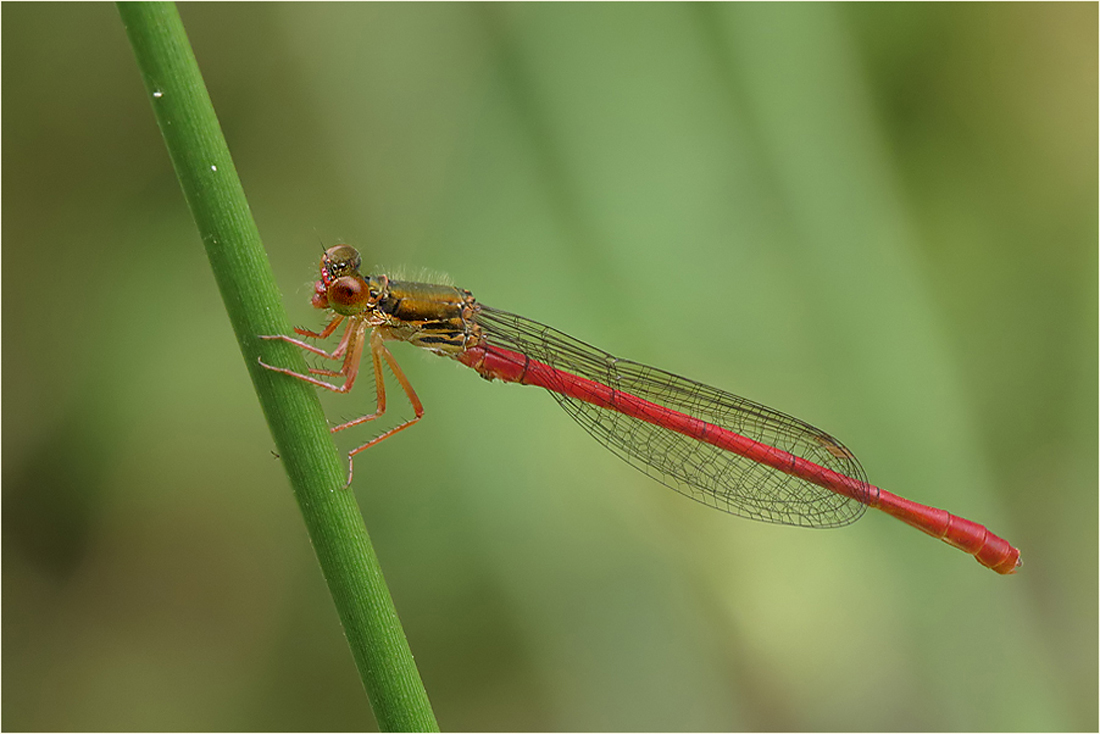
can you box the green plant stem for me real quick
[116,4,438,730]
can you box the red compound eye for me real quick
[327,275,371,313]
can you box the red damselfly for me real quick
[260,245,1020,574]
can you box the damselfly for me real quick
[260,245,1020,574]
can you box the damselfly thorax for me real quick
[372,277,481,357]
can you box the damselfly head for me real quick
[321,272,389,317]
[310,244,384,315]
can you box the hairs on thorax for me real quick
[371,264,454,287]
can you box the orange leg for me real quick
[303,327,356,376]
[292,315,345,341]
[259,324,425,487]
[259,316,352,363]
[301,322,357,377]
[334,329,425,487]
[258,319,368,393]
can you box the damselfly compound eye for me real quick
[327,275,370,313]
[322,245,362,282]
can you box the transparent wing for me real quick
[474,307,870,528]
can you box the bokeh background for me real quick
[3,3,1096,730]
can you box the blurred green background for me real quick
[3,3,1095,730]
